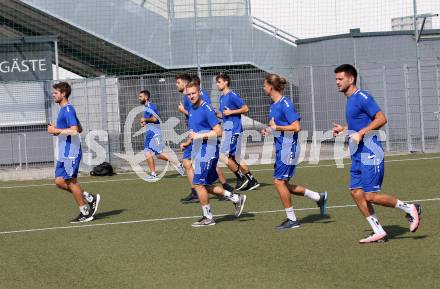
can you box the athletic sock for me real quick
[285,207,297,221]
[202,204,213,219]
[304,189,320,202]
[366,214,386,235]
[395,200,413,214]
[191,188,197,195]
[234,169,245,179]
[79,204,90,216]
[82,191,94,203]
[245,172,255,181]
[223,190,239,203]
[222,182,235,192]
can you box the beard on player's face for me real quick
[138,95,147,104]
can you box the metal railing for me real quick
[252,16,299,45]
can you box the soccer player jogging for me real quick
[333,64,421,243]
[180,81,246,227]
[176,73,199,202]
[216,73,260,191]
[177,74,234,202]
[261,74,328,230]
[48,82,100,223]
[139,90,184,180]
[191,75,235,196]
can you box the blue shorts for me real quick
[55,155,82,180]
[220,132,241,158]
[144,132,164,155]
[273,142,298,180]
[273,162,296,180]
[350,154,384,193]
[182,144,193,160]
[193,157,219,186]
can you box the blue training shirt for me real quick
[183,89,211,119]
[219,90,245,133]
[144,102,161,136]
[188,101,220,161]
[56,103,82,160]
[345,89,383,157]
[269,96,301,153]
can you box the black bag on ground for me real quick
[90,162,115,176]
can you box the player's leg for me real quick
[181,155,198,203]
[227,154,249,190]
[272,153,301,229]
[350,158,387,243]
[55,159,91,222]
[220,133,249,190]
[153,132,185,176]
[145,151,157,177]
[55,177,70,191]
[192,159,246,224]
[273,178,300,230]
[361,159,420,232]
[157,152,185,176]
[215,166,235,199]
[55,158,100,221]
[234,135,260,190]
[286,183,328,216]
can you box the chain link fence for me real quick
[1,64,439,180]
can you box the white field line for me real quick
[1,156,440,190]
[0,197,438,236]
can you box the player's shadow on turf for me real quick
[382,225,428,240]
[93,209,126,220]
[299,214,333,224]
[215,212,255,224]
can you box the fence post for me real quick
[436,64,440,148]
[309,66,318,162]
[382,66,391,152]
[403,64,413,152]
[100,76,110,163]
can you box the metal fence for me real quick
[1,64,439,180]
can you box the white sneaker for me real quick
[359,232,388,244]
[173,162,185,176]
[192,216,216,227]
[144,173,159,182]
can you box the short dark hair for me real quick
[139,90,150,100]
[334,64,358,84]
[215,73,230,86]
[175,73,192,83]
[191,75,201,86]
[53,82,71,98]
[264,74,287,92]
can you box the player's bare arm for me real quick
[350,111,387,144]
[223,104,249,116]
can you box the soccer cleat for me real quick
[144,173,159,182]
[70,212,94,224]
[235,177,249,191]
[359,232,388,244]
[405,203,421,232]
[173,162,185,176]
[180,190,199,203]
[88,193,101,217]
[316,191,328,216]
[233,194,247,217]
[192,216,216,227]
[276,219,300,230]
[244,179,260,191]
